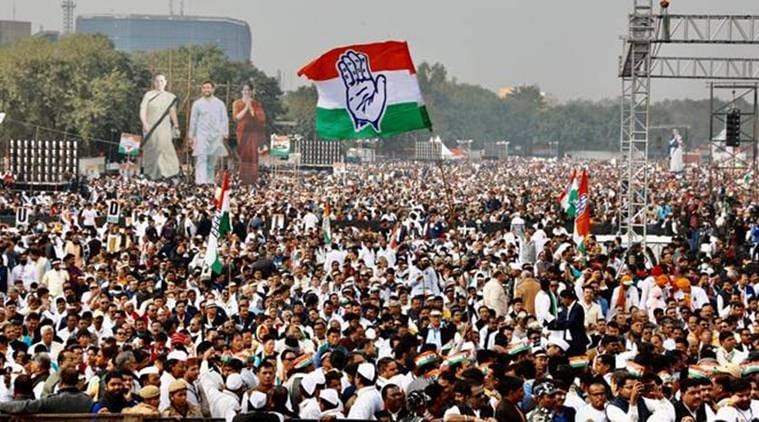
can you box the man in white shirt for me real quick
[347,363,383,419]
[576,381,608,422]
[41,260,68,298]
[580,285,603,330]
[715,378,757,422]
[188,81,229,185]
[483,270,509,318]
[716,331,747,365]
[30,325,63,361]
[200,360,242,422]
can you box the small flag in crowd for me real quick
[322,204,332,245]
[558,169,577,217]
[204,172,231,274]
[298,41,432,139]
[573,169,590,254]
[118,133,141,156]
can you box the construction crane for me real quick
[61,0,75,34]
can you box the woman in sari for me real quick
[233,81,266,185]
[140,74,181,180]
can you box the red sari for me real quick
[233,99,266,185]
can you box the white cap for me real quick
[309,369,326,386]
[226,373,243,391]
[546,337,570,352]
[241,368,259,389]
[248,391,267,410]
[167,351,188,362]
[301,374,317,396]
[138,366,159,377]
[319,388,340,406]
[357,362,376,383]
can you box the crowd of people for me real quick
[0,158,755,422]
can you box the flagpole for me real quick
[432,136,456,227]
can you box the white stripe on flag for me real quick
[314,70,424,109]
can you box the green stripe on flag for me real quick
[316,103,431,140]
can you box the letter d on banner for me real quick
[15,207,29,226]
[107,201,120,225]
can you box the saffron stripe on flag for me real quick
[298,41,416,81]
[316,103,431,139]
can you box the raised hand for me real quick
[337,50,387,132]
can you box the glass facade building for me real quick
[76,14,251,62]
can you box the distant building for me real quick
[0,20,31,45]
[76,14,252,62]
[34,30,61,43]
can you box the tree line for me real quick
[0,34,724,156]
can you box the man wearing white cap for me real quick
[348,362,383,419]
[200,350,242,422]
[319,388,345,419]
[298,371,323,419]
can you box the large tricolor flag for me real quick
[298,41,432,139]
[204,172,231,274]
[558,170,577,217]
[573,169,590,253]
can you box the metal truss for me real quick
[618,3,759,247]
[618,0,653,245]
[649,57,759,80]
[709,83,758,200]
[655,14,759,44]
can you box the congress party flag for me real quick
[204,172,231,274]
[298,41,432,139]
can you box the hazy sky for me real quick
[4,0,759,101]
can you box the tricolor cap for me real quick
[741,363,759,376]
[446,353,470,367]
[569,355,589,369]
[507,341,530,356]
[657,371,674,383]
[625,361,645,378]
[319,388,340,406]
[292,354,314,371]
[357,362,376,383]
[248,391,267,410]
[687,365,710,380]
[621,275,634,286]
[414,351,438,368]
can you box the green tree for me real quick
[0,34,149,152]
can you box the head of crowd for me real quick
[0,158,757,422]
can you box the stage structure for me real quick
[10,139,78,190]
[709,83,758,197]
[618,0,759,247]
[415,140,441,161]
[295,138,343,168]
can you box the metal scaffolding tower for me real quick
[61,0,75,34]
[617,1,759,247]
[618,0,654,245]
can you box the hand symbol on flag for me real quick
[338,50,387,133]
